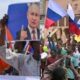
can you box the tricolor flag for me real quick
[6,3,28,40]
[45,0,67,28]
[67,4,80,35]
[24,41,34,54]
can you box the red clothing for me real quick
[47,56,58,65]
[0,59,10,74]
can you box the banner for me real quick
[0,76,40,80]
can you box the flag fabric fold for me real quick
[69,18,80,35]
[45,0,67,28]
[23,41,34,54]
[67,4,80,35]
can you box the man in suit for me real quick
[16,3,40,40]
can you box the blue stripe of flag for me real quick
[47,8,62,22]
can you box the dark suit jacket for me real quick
[16,27,40,40]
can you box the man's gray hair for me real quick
[28,2,40,9]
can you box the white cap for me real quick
[41,52,48,59]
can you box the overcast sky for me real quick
[0,0,40,19]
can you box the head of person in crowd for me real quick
[51,67,66,80]
[50,50,57,58]
[27,3,40,29]
[30,41,40,61]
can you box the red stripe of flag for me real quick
[69,21,80,35]
[6,27,13,41]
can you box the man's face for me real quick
[27,4,40,29]
[70,0,80,14]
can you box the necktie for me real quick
[32,30,36,40]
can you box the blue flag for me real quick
[7,3,28,40]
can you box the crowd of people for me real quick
[40,35,80,80]
[0,2,41,76]
[0,13,80,79]
[0,1,80,80]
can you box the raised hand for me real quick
[20,25,27,40]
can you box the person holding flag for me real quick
[45,0,67,29]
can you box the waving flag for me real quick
[7,3,28,40]
[23,41,34,54]
[67,4,80,35]
[45,0,67,28]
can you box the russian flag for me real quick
[45,0,67,28]
[67,4,80,35]
[23,41,34,54]
[69,18,80,35]
[7,3,28,40]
